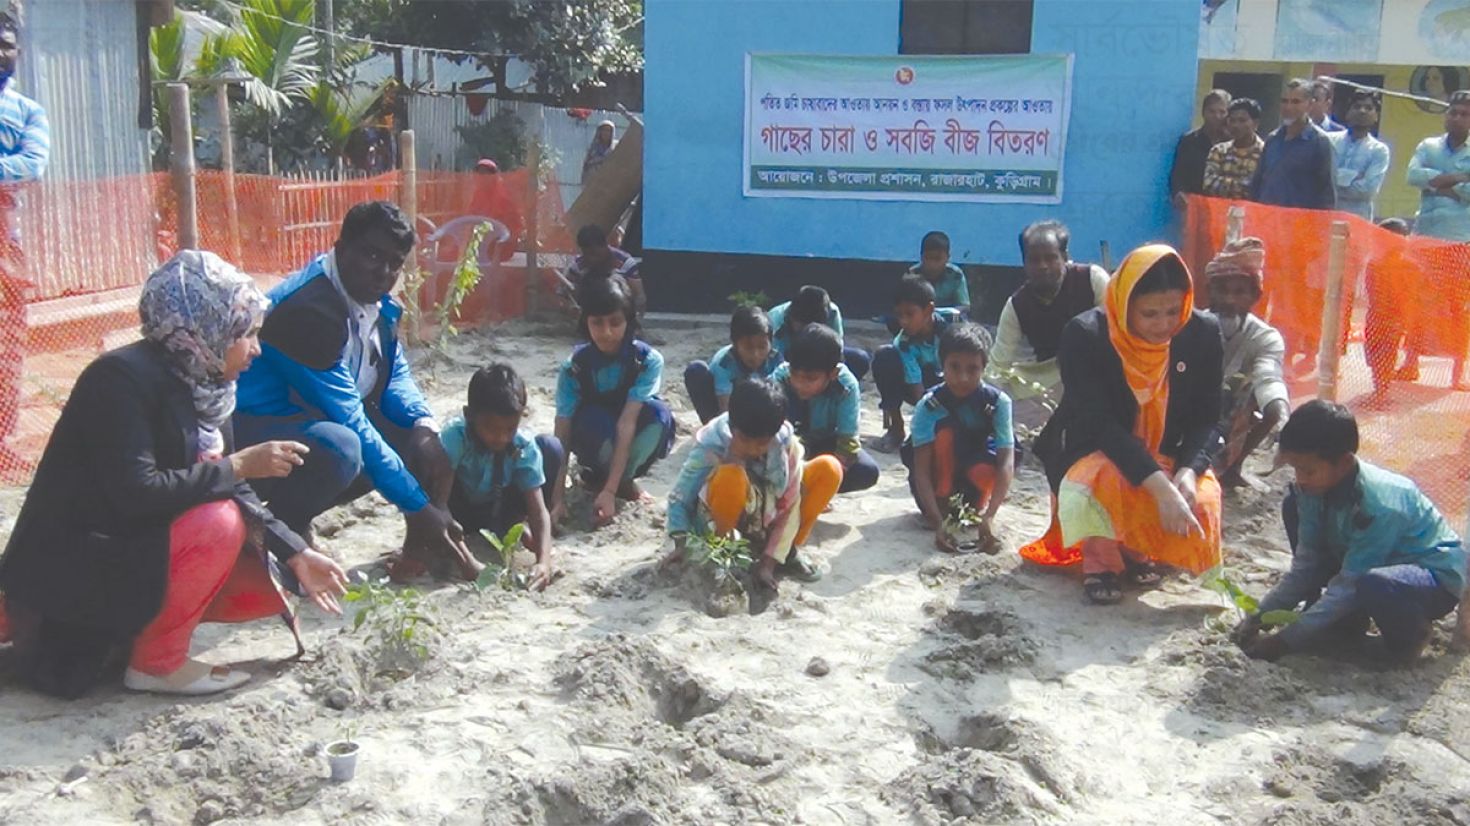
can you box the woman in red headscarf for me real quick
[468,159,523,263]
[1022,244,1224,604]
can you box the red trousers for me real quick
[0,502,290,676]
[130,501,288,675]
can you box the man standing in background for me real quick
[0,12,49,477]
[1309,80,1346,133]
[1203,97,1264,201]
[1249,78,1336,375]
[1399,90,1470,389]
[1169,89,1232,207]
[1330,90,1391,222]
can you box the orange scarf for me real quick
[1104,244,1195,452]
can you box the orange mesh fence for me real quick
[0,168,572,485]
[1185,194,1470,529]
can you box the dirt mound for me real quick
[1256,746,1470,826]
[554,634,723,728]
[884,748,1064,825]
[920,606,1038,680]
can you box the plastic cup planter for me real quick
[326,740,360,783]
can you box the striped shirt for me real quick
[0,80,49,183]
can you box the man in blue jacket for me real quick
[235,201,478,579]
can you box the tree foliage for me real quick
[335,0,644,96]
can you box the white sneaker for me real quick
[123,661,250,696]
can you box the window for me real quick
[899,0,1035,55]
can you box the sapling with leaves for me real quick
[343,576,439,668]
[1205,570,1300,627]
[474,522,530,591]
[436,220,494,350]
[685,528,756,587]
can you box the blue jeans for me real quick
[872,345,940,413]
[802,435,880,493]
[843,346,872,382]
[232,411,417,537]
[570,398,675,487]
[447,435,565,535]
[683,360,721,424]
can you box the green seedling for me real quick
[942,493,983,536]
[686,530,755,586]
[986,365,1059,442]
[343,576,438,664]
[727,290,770,309]
[1203,571,1300,627]
[437,220,495,350]
[475,522,529,591]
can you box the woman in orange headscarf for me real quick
[1022,244,1224,604]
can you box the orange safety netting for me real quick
[1184,194,1470,529]
[0,169,571,485]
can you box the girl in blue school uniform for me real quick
[552,275,676,528]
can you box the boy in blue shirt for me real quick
[888,230,970,333]
[664,378,842,591]
[683,305,781,424]
[768,285,871,381]
[1237,401,1466,664]
[872,276,964,451]
[441,364,563,590]
[901,323,1015,553]
[773,324,880,493]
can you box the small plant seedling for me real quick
[727,290,770,309]
[1203,571,1301,627]
[686,529,755,586]
[343,576,438,665]
[475,523,529,591]
[437,220,495,351]
[942,493,991,552]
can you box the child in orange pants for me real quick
[667,377,842,590]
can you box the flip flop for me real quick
[1124,561,1165,589]
[124,662,250,696]
[1083,572,1123,605]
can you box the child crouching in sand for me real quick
[902,323,1015,553]
[440,364,562,590]
[664,378,842,591]
[1236,401,1466,664]
[552,276,675,528]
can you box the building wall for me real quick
[1195,59,1450,222]
[642,0,1199,313]
[17,0,152,181]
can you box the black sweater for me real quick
[1035,307,1223,490]
[0,341,306,638]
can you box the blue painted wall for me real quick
[644,0,1199,269]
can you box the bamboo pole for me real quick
[1316,220,1351,402]
[525,105,543,315]
[217,83,242,265]
[168,83,199,251]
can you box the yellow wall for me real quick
[1195,60,1449,221]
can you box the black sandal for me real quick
[1124,561,1165,589]
[1083,572,1124,605]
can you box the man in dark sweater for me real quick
[1169,89,1232,207]
[987,221,1109,424]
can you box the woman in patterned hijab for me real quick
[139,249,268,455]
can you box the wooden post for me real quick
[525,104,543,315]
[217,82,242,265]
[168,83,199,251]
[397,129,421,338]
[1225,204,1245,244]
[1316,220,1351,402]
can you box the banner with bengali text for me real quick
[744,53,1073,203]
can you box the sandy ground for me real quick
[0,316,1467,826]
